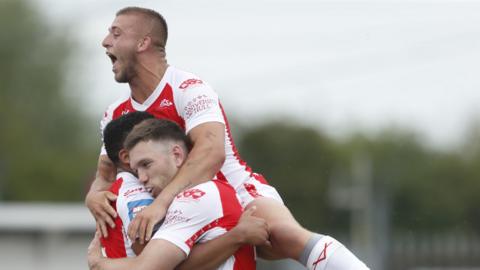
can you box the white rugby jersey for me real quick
[101,172,255,269]
[100,66,269,190]
[152,180,255,270]
[100,172,154,258]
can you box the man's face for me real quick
[102,14,145,83]
[129,140,180,197]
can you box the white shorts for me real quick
[235,173,284,209]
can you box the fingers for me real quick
[145,221,154,242]
[128,217,140,242]
[88,191,118,237]
[138,218,148,245]
[243,206,256,217]
[100,209,116,229]
[105,191,118,202]
[97,219,109,238]
[102,202,118,219]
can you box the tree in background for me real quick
[237,122,480,235]
[0,0,97,201]
[237,122,348,234]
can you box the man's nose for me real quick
[102,34,111,48]
[138,170,148,183]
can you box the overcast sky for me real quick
[35,0,480,148]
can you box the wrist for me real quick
[229,226,247,246]
[85,189,97,204]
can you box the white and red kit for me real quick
[152,179,255,270]
[100,66,283,208]
[99,172,254,269]
[100,172,154,258]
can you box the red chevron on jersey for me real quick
[110,84,185,130]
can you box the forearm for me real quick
[88,177,113,194]
[155,138,225,207]
[87,155,117,193]
[94,257,138,270]
[176,230,243,270]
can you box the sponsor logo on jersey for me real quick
[121,109,130,115]
[176,188,206,201]
[244,183,262,198]
[184,95,216,120]
[127,199,154,221]
[160,98,173,108]
[179,78,203,90]
[163,209,191,226]
[123,186,147,198]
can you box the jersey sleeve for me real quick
[175,81,225,134]
[99,107,114,156]
[99,95,129,156]
[151,183,222,256]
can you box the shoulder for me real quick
[115,172,154,222]
[102,93,131,120]
[168,182,222,218]
[174,182,218,204]
[116,172,152,204]
[168,66,210,93]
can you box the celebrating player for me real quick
[85,6,369,269]
[89,117,259,270]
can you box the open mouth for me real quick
[106,52,117,64]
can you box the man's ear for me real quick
[137,36,152,52]
[119,149,130,165]
[171,145,186,167]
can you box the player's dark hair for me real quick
[103,111,155,165]
[124,118,192,153]
[116,7,168,51]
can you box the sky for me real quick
[35,0,480,149]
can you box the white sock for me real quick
[305,235,370,270]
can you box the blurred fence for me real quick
[1,203,479,270]
[0,203,94,270]
[389,232,480,270]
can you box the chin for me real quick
[115,74,128,83]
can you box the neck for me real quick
[129,56,168,104]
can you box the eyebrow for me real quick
[108,26,121,33]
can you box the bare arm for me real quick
[88,233,185,270]
[89,154,117,191]
[128,122,226,242]
[176,207,269,270]
[85,154,118,237]
[159,121,225,207]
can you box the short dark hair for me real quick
[124,118,192,152]
[103,111,155,165]
[116,6,168,51]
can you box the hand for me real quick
[87,231,103,270]
[128,200,167,244]
[86,190,117,237]
[233,206,271,247]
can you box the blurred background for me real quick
[1,0,480,269]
